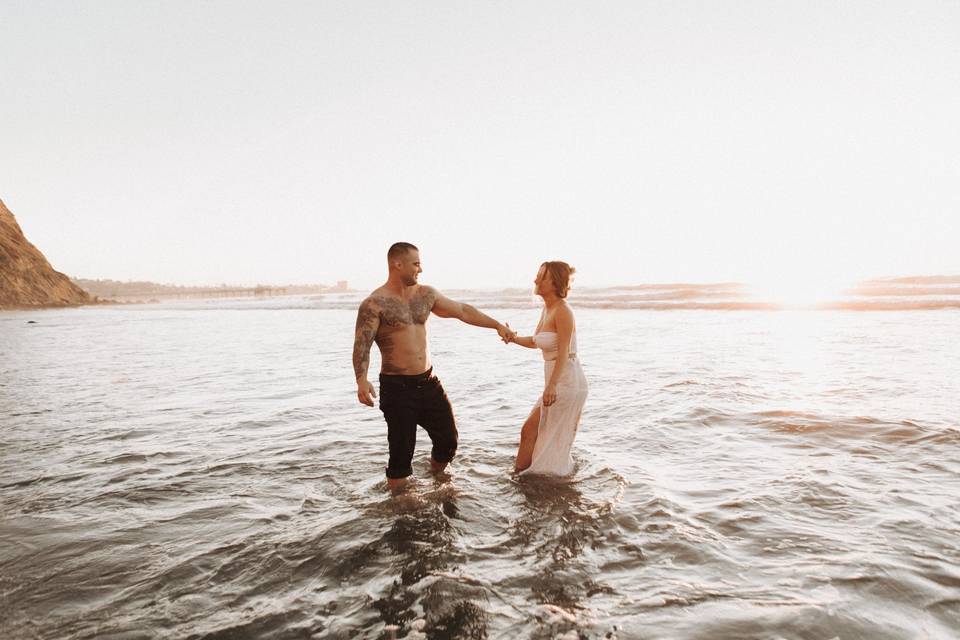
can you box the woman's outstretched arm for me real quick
[509,334,537,348]
[504,321,537,348]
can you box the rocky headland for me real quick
[0,199,91,309]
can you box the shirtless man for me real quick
[353,242,513,489]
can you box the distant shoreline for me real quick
[68,279,353,304]
[5,293,959,313]
[4,276,959,312]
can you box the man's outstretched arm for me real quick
[430,289,512,340]
[353,299,380,406]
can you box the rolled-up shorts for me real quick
[379,367,458,479]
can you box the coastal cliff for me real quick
[0,199,91,309]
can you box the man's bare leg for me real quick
[514,406,541,472]
[430,458,448,473]
[388,477,408,490]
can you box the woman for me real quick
[506,261,588,476]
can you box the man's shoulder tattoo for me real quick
[356,298,380,325]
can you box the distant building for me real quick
[335,280,348,291]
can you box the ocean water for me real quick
[1,299,958,639]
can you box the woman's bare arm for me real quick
[544,305,574,394]
[510,334,537,348]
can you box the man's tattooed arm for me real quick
[353,298,380,383]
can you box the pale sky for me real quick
[1,1,958,294]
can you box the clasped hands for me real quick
[497,322,517,344]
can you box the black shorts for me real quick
[379,368,458,479]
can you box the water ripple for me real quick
[1,307,959,638]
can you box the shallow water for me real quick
[1,303,958,639]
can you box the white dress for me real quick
[520,330,588,476]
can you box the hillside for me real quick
[0,199,91,309]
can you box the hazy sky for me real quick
[2,1,958,293]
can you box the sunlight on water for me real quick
[745,272,859,309]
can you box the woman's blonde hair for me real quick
[541,261,576,298]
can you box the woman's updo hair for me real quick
[542,261,576,298]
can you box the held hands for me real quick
[497,322,517,344]
[542,383,558,406]
[357,379,377,407]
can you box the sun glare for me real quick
[747,272,853,309]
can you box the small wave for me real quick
[103,453,149,465]
[663,379,699,388]
[97,428,156,442]
[751,411,949,447]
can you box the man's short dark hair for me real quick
[387,242,418,261]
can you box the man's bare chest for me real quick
[377,294,434,327]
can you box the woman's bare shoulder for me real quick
[556,301,575,322]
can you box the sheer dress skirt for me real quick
[520,357,588,476]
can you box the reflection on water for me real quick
[325,471,629,639]
[509,473,623,638]
[1,306,959,639]
[369,481,489,639]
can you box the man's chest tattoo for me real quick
[378,298,413,326]
[375,291,436,328]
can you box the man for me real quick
[353,242,513,489]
